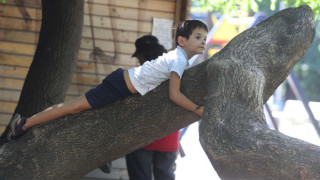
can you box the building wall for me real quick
[0,0,188,133]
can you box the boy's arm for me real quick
[169,71,204,117]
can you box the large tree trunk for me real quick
[200,5,319,180]
[16,0,84,116]
[0,5,318,180]
[0,0,84,142]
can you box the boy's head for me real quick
[175,19,208,47]
[132,35,167,65]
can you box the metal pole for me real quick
[264,104,279,131]
[287,71,320,138]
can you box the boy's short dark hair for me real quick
[132,35,167,62]
[175,19,208,47]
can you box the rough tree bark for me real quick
[0,0,84,143]
[0,5,318,180]
[16,0,84,116]
[200,5,320,180]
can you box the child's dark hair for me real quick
[175,19,208,47]
[143,44,167,62]
[132,35,167,64]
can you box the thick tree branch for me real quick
[200,5,320,179]
[0,61,208,179]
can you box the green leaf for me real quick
[192,0,320,20]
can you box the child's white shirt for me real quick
[128,46,189,95]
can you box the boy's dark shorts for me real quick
[85,68,132,108]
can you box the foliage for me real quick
[1,0,6,3]
[192,0,320,19]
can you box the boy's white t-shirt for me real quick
[128,46,189,96]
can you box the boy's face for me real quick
[179,28,208,59]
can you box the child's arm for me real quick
[169,72,204,117]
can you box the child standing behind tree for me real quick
[7,19,208,141]
[125,35,180,180]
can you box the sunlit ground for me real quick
[276,100,320,146]
[175,122,220,180]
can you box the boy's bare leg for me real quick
[22,95,92,130]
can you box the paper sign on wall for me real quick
[152,18,173,50]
